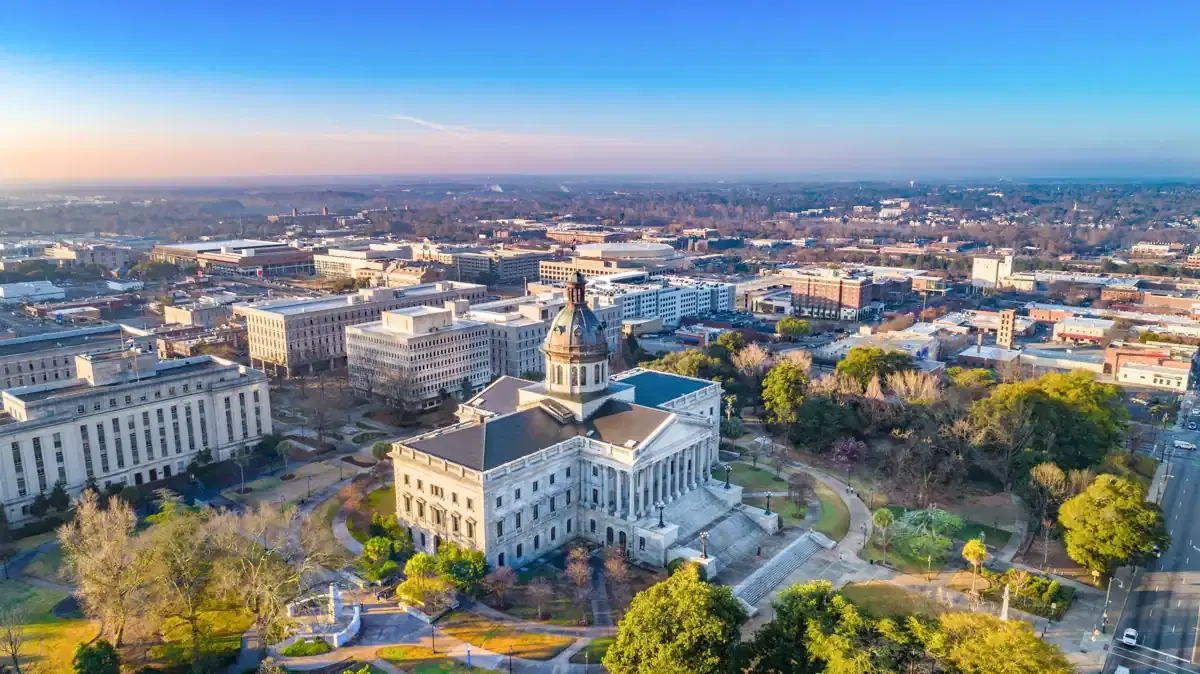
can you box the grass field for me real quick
[22,545,69,584]
[0,579,98,673]
[841,582,943,619]
[378,646,503,673]
[437,611,576,661]
[744,496,807,525]
[713,462,786,493]
[569,636,614,665]
[151,607,255,667]
[859,540,949,577]
[813,482,850,541]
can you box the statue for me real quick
[1000,583,1011,621]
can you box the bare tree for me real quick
[211,503,338,643]
[778,349,813,375]
[0,608,34,674]
[528,576,554,620]
[1067,468,1095,497]
[731,343,771,381]
[564,553,593,624]
[968,395,1038,491]
[787,472,815,508]
[885,370,940,404]
[149,497,218,668]
[58,490,152,647]
[483,566,517,609]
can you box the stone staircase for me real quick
[664,487,738,541]
[733,533,823,609]
[679,506,770,562]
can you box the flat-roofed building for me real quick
[465,293,621,378]
[44,243,139,270]
[0,351,270,523]
[971,254,1014,288]
[164,302,232,328]
[236,281,487,376]
[539,243,686,283]
[0,281,65,304]
[1051,316,1114,343]
[150,239,284,265]
[346,305,490,409]
[0,325,151,390]
[789,269,882,321]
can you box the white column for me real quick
[670,454,678,500]
[632,470,640,518]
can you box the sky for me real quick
[2,0,1200,183]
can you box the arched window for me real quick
[580,367,587,386]
[594,364,601,382]
[556,365,563,385]
[570,366,578,387]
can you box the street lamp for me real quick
[723,464,732,490]
[699,531,710,560]
[508,645,514,674]
[431,624,436,653]
[1100,575,1124,634]
[655,500,666,528]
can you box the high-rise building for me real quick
[789,269,882,321]
[996,309,1016,349]
[971,254,1014,288]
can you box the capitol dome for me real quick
[544,272,610,395]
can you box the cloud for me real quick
[390,115,475,136]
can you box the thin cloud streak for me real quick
[390,115,474,135]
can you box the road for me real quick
[1107,393,1200,674]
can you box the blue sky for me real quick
[3,0,1199,181]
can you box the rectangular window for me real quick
[52,433,65,483]
[143,411,155,460]
[496,521,503,537]
[495,496,502,508]
[198,401,209,448]
[238,392,249,439]
[534,534,540,550]
[515,488,521,500]
[551,526,557,541]
[467,498,474,511]
[467,521,475,539]
[639,536,646,551]
[11,442,26,497]
[567,519,572,533]
[549,496,556,513]
[566,466,571,478]
[532,480,538,492]
[515,512,522,529]
[184,404,196,451]
[128,415,140,466]
[533,504,539,520]
[549,474,556,486]
[566,490,572,505]
[225,397,234,442]
[107,419,124,468]
[96,423,110,473]
[80,425,94,478]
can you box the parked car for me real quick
[1122,628,1139,647]
[1188,422,1197,431]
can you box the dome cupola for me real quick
[543,272,609,395]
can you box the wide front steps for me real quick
[733,533,823,611]
[662,487,736,541]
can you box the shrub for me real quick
[280,639,333,657]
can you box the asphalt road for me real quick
[1107,396,1200,674]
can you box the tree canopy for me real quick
[836,347,915,388]
[643,349,728,381]
[762,360,809,425]
[776,317,812,340]
[604,564,747,674]
[1058,474,1168,574]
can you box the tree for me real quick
[483,566,517,608]
[148,493,217,668]
[787,395,858,452]
[828,437,866,476]
[405,552,437,578]
[715,331,744,353]
[0,608,33,674]
[73,639,120,674]
[604,564,747,674]
[604,549,631,605]
[762,360,808,425]
[872,508,895,566]
[835,347,915,389]
[643,349,727,380]
[529,576,554,620]
[1058,474,1168,574]
[358,537,400,582]
[731,343,771,382]
[434,541,487,594]
[947,367,996,389]
[565,555,593,624]
[371,441,393,462]
[926,612,1073,674]
[58,490,152,647]
[776,317,811,341]
[961,538,990,593]
[788,472,815,509]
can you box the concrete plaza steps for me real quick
[733,533,822,610]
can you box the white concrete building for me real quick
[576,275,735,327]
[465,293,621,378]
[971,255,1014,288]
[1051,316,1115,343]
[390,273,775,573]
[0,281,65,304]
[1116,362,1191,392]
[345,305,490,409]
[236,281,486,376]
[0,351,270,523]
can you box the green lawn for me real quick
[813,482,850,541]
[712,462,786,493]
[151,607,255,667]
[841,582,943,619]
[437,611,576,661]
[744,496,807,526]
[859,540,949,577]
[880,506,1012,549]
[22,545,69,584]
[347,485,396,543]
[569,636,614,665]
[378,645,503,673]
[0,579,98,674]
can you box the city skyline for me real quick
[3,0,1200,182]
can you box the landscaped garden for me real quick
[569,636,614,665]
[713,461,787,492]
[436,611,576,660]
[745,495,807,525]
[840,581,944,619]
[948,567,1075,619]
[346,485,396,543]
[879,505,1012,550]
[812,481,850,541]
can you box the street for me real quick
[1108,393,1200,674]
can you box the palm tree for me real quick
[962,538,990,594]
[873,509,895,566]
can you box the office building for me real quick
[0,325,147,390]
[236,281,487,376]
[164,302,233,329]
[1051,317,1115,343]
[465,293,622,378]
[44,243,139,270]
[582,275,736,327]
[971,254,1014,288]
[0,351,270,523]
[789,269,882,321]
[345,305,490,409]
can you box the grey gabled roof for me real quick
[617,370,712,409]
[463,376,536,416]
[406,398,674,471]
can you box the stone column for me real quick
[598,464,606,510]
[632,470,640,518]
[670,454,678,500]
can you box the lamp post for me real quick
[700,531,710,560]
[723,464,732,490]
[508,645,514,674]
[764,493,772,516]
[1101,575,1124,634]
[655,500,666,528]
[431,624,436,653]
